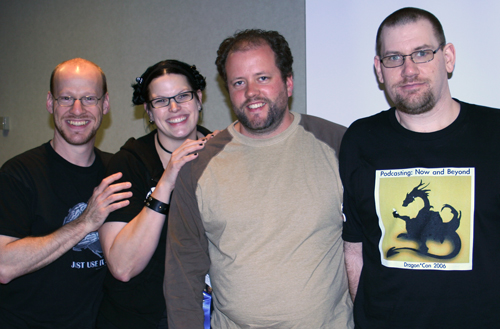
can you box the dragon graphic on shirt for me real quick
[62,202,103,258]
[387,180,462,259]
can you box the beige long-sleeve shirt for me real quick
[165,112,353,328]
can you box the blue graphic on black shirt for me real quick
[63,202,103,258]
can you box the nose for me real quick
[245,81,259,99]
[401,56,419,78]
[169,100,180,113]
[69,99,85,115]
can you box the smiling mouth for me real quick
[68,120,89,126]
[247,102,265,109]
[167,115,187,124]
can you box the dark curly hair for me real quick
[215,29,293,89]
[132,59,206,105]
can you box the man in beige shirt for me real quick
[165,29,353,328]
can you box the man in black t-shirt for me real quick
[0,58,132,328]
[341,7,500,328]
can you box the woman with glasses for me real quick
[96,60,214,329]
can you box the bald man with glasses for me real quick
[0,58,131,328]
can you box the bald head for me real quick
[50,58,107,96]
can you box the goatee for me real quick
[394,87,436,115]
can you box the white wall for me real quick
[306,0,500,127]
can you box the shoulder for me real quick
[197,125,212,136]
[456,100,500,134]
[298,113,346,135]
[94,148,113,166]
[348,108,391,130]
[115,130,157,161]
[108,131,162,177]
[0,144,51,197]
[343,109,392,141]
[177,128,232,184]
[1,143,49,177]
[297,113,346,154]
[197,128,232,164]
[459,100,500,118]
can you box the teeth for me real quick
[248,102,265,109]
[168,116,187,124]
[69,120,88,126]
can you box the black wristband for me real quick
[144,196,169,214]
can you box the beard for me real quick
[393,81,436,115]
[232,88,289,135]
[53,114,101,146]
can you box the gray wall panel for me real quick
[0,0,305,165]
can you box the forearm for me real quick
[101,207,167,281]
[0,172,131,284]
[0,218,92,284]
[344,241,363,301]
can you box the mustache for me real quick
[62,114,94,120]
[241,97,269,108]
[396,78,429,87]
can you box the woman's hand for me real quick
[156,131,219,199]
[163,138,205,188]
[204,130,220,140]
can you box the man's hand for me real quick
[0,172,132,284]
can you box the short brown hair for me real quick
[215,29,293,88]
[376,7,446,57]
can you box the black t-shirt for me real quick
[340,100,500,328]
[0,142,110,328]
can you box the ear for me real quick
[374,56,384,84]
[442,43,456,74]
[196,90,203,110]
[102,93,110,115]
[144,103,154,122]
[285,75,294,97]
[46,92,54,114]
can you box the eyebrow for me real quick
[150,89,191,98]
[383,44,435,56]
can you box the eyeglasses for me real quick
[150,91,195,109]
[54,95,104,107]
[380,43,445,68]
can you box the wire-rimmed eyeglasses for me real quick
[54,95,104,107]
[380,43,445,68]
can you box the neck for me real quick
[396,98,460,133]
[155,128,199,167]
[50,136,96,167]
[156,133,173,154]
